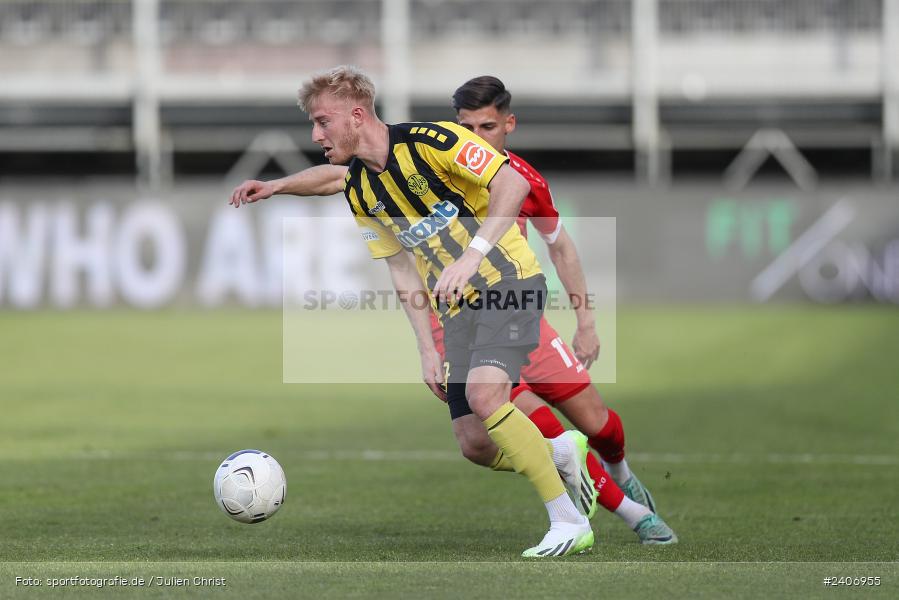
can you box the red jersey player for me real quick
[434,76,676,544]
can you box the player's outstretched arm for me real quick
[228,165,349,207]
[384,251,446,401]
[432,164,530,303]
[547,226,600,369]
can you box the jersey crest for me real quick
[407,173,429,196]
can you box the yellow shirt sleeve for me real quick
[345,181,402,259]
[343,162,403,258]
[354,215,402,259]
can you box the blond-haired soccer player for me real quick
[230,66,595,557]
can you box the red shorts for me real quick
[430,313,589,405]
[518,316,591,404]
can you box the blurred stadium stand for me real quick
[0,0,896,185]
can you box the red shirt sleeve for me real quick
[508,151,562,243]
[528,178,561,241]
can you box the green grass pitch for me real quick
[1,307,897,598]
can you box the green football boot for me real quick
[620,473,657,513]
[633,513,678,545]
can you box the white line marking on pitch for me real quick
[57,449,899,466]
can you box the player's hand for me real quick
[572,324,600,370]
[229,180,275,208]
[420,348,446,402]
[432,250,481,305]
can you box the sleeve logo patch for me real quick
[454,141,495,176]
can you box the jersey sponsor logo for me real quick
[407,173,429,196]
[367,201,386,215]
[454,141,495,176]
[395,200,459,248]
[360,229,380,242]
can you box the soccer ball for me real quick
[213,449,286,523]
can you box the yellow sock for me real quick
[491,442,555,472]
[490,450,514,472]
[483,403,565,502]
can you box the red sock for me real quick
[528,406,624,512]
[588,408,626,464]
[527,405,566,439]
[586,453,625,512]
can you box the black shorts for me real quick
[442,275,547,420]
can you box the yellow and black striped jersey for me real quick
[343,121,542,313]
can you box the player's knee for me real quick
[465,382,505,419]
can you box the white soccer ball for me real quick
[213,449,286,523]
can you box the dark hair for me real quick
[452,76,512,113]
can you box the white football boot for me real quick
[522,517,595,558]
